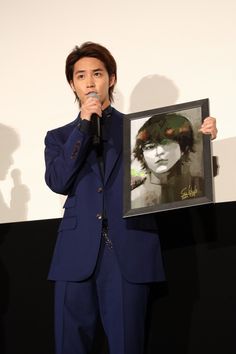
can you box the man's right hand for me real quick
[80,95,102,121]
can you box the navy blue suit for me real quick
[44,106,165,354]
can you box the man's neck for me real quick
[101,98,111,111]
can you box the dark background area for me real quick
[0,201,236,354]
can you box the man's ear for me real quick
[109,74,116,88]
[70,80,76,92]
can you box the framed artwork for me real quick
[123,98,214,217]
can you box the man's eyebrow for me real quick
[74,68,104,75]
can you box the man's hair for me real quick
[65,41,117,102]
[133,113,195,170]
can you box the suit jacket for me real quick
[44,107,165,283]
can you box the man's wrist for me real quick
[77,119,91,133]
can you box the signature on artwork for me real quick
[180,185,198,200]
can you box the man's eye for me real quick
[94,72,102,77]
[76,74,84,80]
[143,143,155,151]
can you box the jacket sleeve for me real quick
[44,120,92,195]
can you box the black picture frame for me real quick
[123,98,214,217]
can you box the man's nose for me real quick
[86,76,95,88]
[156,145,164,156]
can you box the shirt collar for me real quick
[102,105,113,119]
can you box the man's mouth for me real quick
[155,159,168,164]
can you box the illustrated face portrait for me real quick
[143,139,182,174]
[133,113,195,174]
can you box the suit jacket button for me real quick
[96,213,102,220]
[97,187,103,193]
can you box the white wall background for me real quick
[0,0,235,222]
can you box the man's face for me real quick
[70,57,115,108]
[143,139,182,174]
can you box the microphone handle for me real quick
[91,113,101,146]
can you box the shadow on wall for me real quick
[129,74,179,112]
[113,86,125,113]
[0,123,30,223]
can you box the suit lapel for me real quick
[85,108,123,184]
[86,149,102,181]
[104,109,123,185]
[72,117,101,181]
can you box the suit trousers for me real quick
[54,238,150,354]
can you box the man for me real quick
[44,42,217,354]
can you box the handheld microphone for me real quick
[87,92,101,146]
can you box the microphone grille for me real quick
[87,92,99,100]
